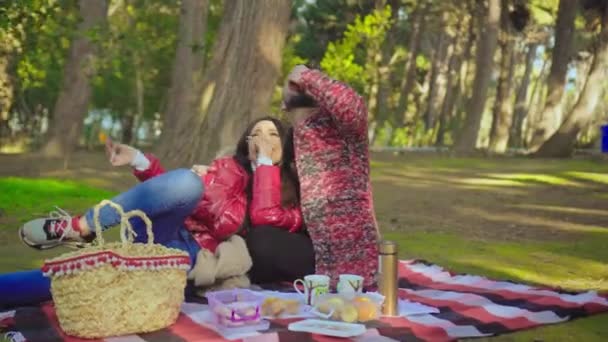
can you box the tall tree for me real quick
[167,0,290,166]
[436,12,471,146]
[157,0,208,157]
[0,40,14,142]
[488,0,517,153]
[423,11,450,131]
[395,0,430,128]
[454,0,501,153]
[535,3,608,157]
[510,42,538,148]
[41,0,108,157]
[371,0,400,144]
[528,0,579,151]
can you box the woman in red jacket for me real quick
[246,126,316,284]
[17,116,313,291]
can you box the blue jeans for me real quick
[84,168,203,263]
[0,169,204,308]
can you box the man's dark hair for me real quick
[284,92,317,111]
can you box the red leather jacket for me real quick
[133,154,303,252]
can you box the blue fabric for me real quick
[84,168,203,262]
[0,270,50,309]
[1,168,205,308]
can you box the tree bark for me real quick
[395,1,429,127]
[41,0,108,157]
[157,0,208,157]
[452,0,477,130]
[454,0,501,153]
[424,12,450,131]
[528,0,579,151]
[488,0,517,153]
[168,0,290,166]
[372,0,400,146]
[510,42,537,148]
[0,50,13,143]
[534,4,608,158]
[436,15,470,147]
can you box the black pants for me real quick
[246,225,316,284]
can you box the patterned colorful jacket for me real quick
[293,69,379,288]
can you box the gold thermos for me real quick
[378,240,398,316]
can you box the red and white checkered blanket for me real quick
[2,260,607,342]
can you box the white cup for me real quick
[336,274,364,296]
[293,275,330,306]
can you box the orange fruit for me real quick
[355,301,378,322]
[353,296,371,304]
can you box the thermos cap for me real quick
[378,240,398,254]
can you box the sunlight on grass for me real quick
[457,206,608,235]
[383,231,608,291]
[486,173,584,187]
[565,171,608,185]
[457,177,528,187]
[509,204,608,217]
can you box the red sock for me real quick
[71,216,82,233]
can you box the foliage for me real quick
[320,5,392,95]
[92,0,179,122]
[14,1,78,112]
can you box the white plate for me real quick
[288,319,366,338]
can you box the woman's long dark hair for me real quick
[233,116,300,230]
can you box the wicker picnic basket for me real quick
[41,200,190,338]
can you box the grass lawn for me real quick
[0,153,607,340]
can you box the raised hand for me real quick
[191,164,209,176]
[282,64,309,106]
[104,138,137,167]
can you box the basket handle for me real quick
[92,200,154,247]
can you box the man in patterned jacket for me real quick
[282,65,379,288]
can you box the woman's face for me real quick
[249,120,283,164]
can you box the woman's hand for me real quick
[105,138,137,167]
[191,164,209,176]
[248,135,273,161]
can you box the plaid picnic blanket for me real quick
[2,260,607,342]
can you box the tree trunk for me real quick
[395,1,429,127]
[534,4,608,158]
[424,12,450,131]
[436,15,470,147]
[509,43,538,148]
[454,0,501,153]
[157,0,208,157]
[0,51,13,143]
[41,0,108,157]
[373,0,400,142]
[168,0,290,166]
[528,0,579,151]
[522,52,548,144]
[452,1,477,133]
[510,42,537,148]
[488,0,517,153]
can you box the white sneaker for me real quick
[19,207,89,250]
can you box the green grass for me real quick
[385,231,608,341]
[0,177,118,272]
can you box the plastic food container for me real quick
[311,292,385,323]
[206,289,265,327]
